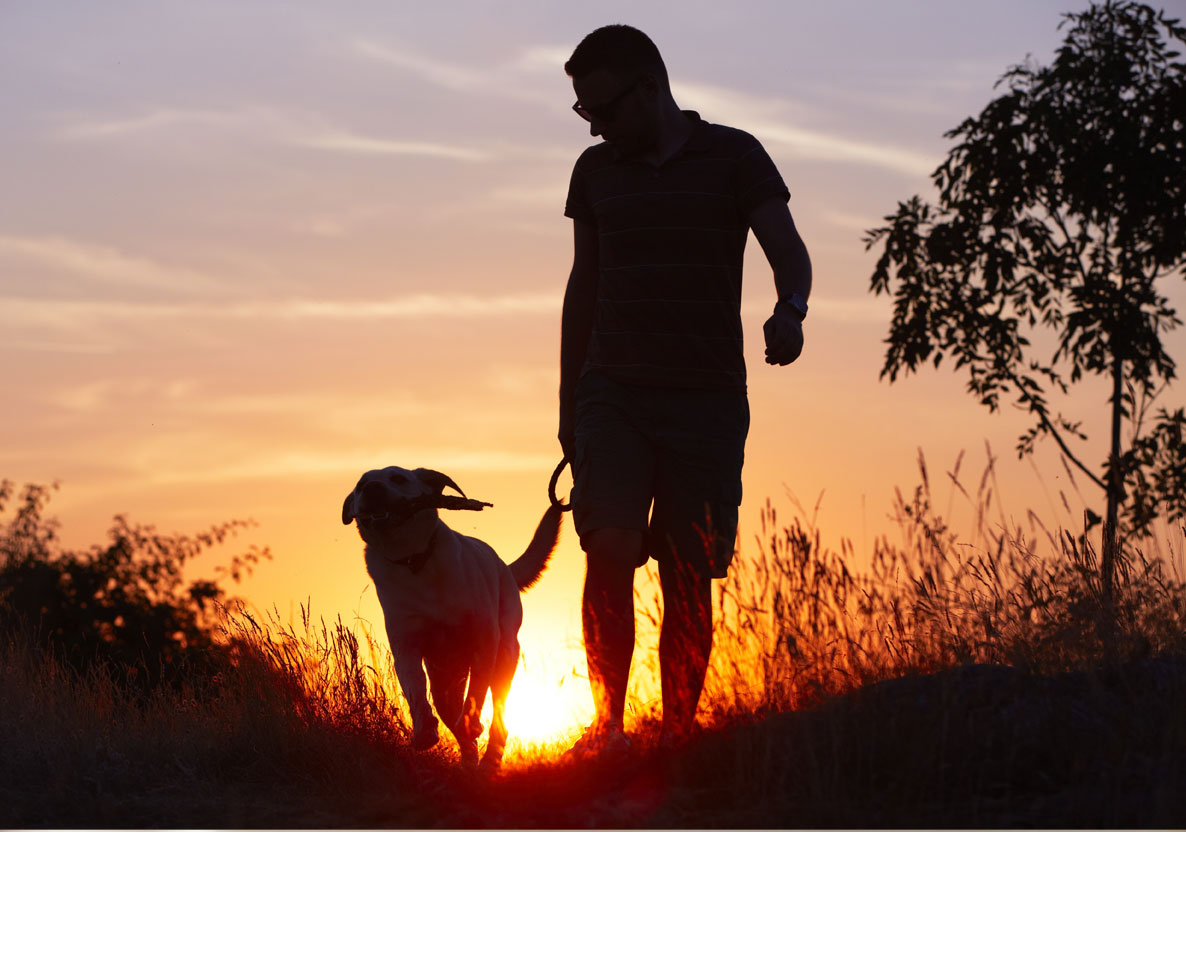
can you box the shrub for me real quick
[0,479,270,691]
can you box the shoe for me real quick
[564,724,631,761]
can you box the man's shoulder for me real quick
[572,141,616,172]
[697,120,766,156]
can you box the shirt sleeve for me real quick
[734,134,790,217]
[563,154,596,224]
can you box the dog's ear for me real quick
[413,468,467,499]
[341,492,356,525]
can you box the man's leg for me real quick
[648,384,747,739]
[582,527,644,732]
[657,558,713,738]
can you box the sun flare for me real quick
[507,673,590,742]
[481,635,596,754]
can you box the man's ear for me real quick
[638,72,661,101]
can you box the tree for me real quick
[0,479,271,690]
[865,1,1186,618]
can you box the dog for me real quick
[342,465,562,770]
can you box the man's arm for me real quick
[559,218,599,457]
[749,197,813,366]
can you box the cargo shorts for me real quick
[571,371,750,579]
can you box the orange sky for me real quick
[4,1,1184,742]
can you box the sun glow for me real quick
[505,669,591,743]
[480,627,596,757]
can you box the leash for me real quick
[549,457,572,512]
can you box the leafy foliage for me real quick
[0,479,270,690]
[865,2,1186,547]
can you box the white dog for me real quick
[342,466,561,770]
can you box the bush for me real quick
[0,479,270,691]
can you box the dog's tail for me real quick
[509,504,563,591]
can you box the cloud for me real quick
[352,40,486,92]
[44,377,199,414]
[0,235,223,295]
[510,45,570,73]
[128,446,557,488]
[54,108,247,140]
[675,81,937,177]
[292,131,491,162]
[38,379,428,423]
[0,290,558,334]
[53,102,495,164]
[347,42,936,176]
[351,39,560,108]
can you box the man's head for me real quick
[565,25,672,153]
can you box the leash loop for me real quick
[549,457,572,512]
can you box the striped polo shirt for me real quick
[564,111,790,389]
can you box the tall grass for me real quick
[693,446,1186,721]
[0,605,438,827]
[4,449,1185,826]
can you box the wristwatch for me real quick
[778,293,808,319]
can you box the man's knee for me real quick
[584,527,645,572]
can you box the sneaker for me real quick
[564,724,631,761]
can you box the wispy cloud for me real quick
[675,81,936,177]
[51,102,494,164]
[347,40,937,176]
[40,379,427,422]
[352,40,486,92]
[510,45,570,73]
[291,131,491,162]
[54,107,248,140]
[127,446,557,488]
[0,290,558,332]
[0,235,223,294]
[351,39,561,107]
[46,377,200,414]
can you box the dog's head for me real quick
[342,466,467,534]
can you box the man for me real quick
[560,24,812,754]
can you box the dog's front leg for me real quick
[389,640,439,751]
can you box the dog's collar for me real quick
[384,523,439,574]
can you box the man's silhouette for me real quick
[559,25,812,755]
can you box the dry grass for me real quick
[4,450,1186,828]
[697,447,1186,714]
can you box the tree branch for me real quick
[1011,372,1107,491]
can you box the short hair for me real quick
[564,24,669,92]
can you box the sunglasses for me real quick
[572,78,641,123]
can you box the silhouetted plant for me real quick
[865,1,1186,621]
[0,479,270,691]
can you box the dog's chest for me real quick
[365,540,502,631]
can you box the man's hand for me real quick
[763,305,804,366]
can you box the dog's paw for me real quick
[479,741,505,774]
[458,739,480,770]
[411,718,440,751]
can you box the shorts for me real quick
[571,371,750,579]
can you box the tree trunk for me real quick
[1100,354,1124,653]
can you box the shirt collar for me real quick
[681,110,712,153]
[606,109,710,162]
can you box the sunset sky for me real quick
[4,0,1184,737]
